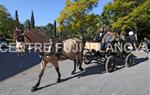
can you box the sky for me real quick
[0,0,112,26]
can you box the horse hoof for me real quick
[146,57,149,60]
[71,71,75,75]
[57,79,61,83]
[31,87,37,92]
[79,68,84,71]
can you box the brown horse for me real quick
[13,28,84,92]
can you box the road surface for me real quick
[0,52,149,95]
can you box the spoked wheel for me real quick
[84,52,92,64]
[105,56,115,73]
[125,53,135,67]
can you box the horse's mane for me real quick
[23,29,50,43]
[24,29,48,36]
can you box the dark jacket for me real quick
[95,32,105,42]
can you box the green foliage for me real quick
[0,5,15,38]
[31,11,35,29]
[15,10,20,27]
[35,22,56,38]
[24,19,31,29]
[1,0,149,40]
[53,20,57,37]
[112,0,150,31]
[57,0,99,38]
[102,0,150,33]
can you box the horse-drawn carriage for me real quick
[13,27,137,91]
[83,40,135,73]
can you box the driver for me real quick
[94,27,105,42]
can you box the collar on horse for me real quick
[40,39,63,57]
[24,34,32,42]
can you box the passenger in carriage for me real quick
[113,31,121,42]
[125,31,138,51]
[94,27,105,42]
[141,38,149,53]
[120,31,126,41]
[126,31,137,44]
[126,31,137,43]
[101,30,114,50]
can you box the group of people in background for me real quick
[94,27,150,53]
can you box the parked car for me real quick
[0,37,8,49]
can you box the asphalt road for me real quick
[0,52,149,95]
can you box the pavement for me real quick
[0,51,149,95]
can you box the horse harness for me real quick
[39,39,63,57]
[17,32,82,60]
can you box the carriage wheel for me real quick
[84,52,92,64]
[125,53,134,67]
[105,56,115,73]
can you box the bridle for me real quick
[15,30,33,54]
[16,31,32,43]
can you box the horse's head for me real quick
[13,27,26,55]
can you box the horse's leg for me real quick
[78,53,84,71]
[52,61,61,83]
[31,60,47,92]
[79,60,83,71]
[71,60,77,75]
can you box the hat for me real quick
[129,31,134,36]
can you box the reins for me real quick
[24,34,32,42]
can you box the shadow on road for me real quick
[0,52,41,81]
[134,57,149,65]
[36,64,106,91]
[36,56,149,91]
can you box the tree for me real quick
[101,0,147,29]
[101,0,150,40]
[57,0,98,38]
[31,11,35,29]
[0,5,15,38]
[112,0,150,40]
[45,23,55,38]
[35,23,55,38]
[15,10,20,27]
[24,19,31,29]
[53,20,57,37]
[112,0,150,30]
